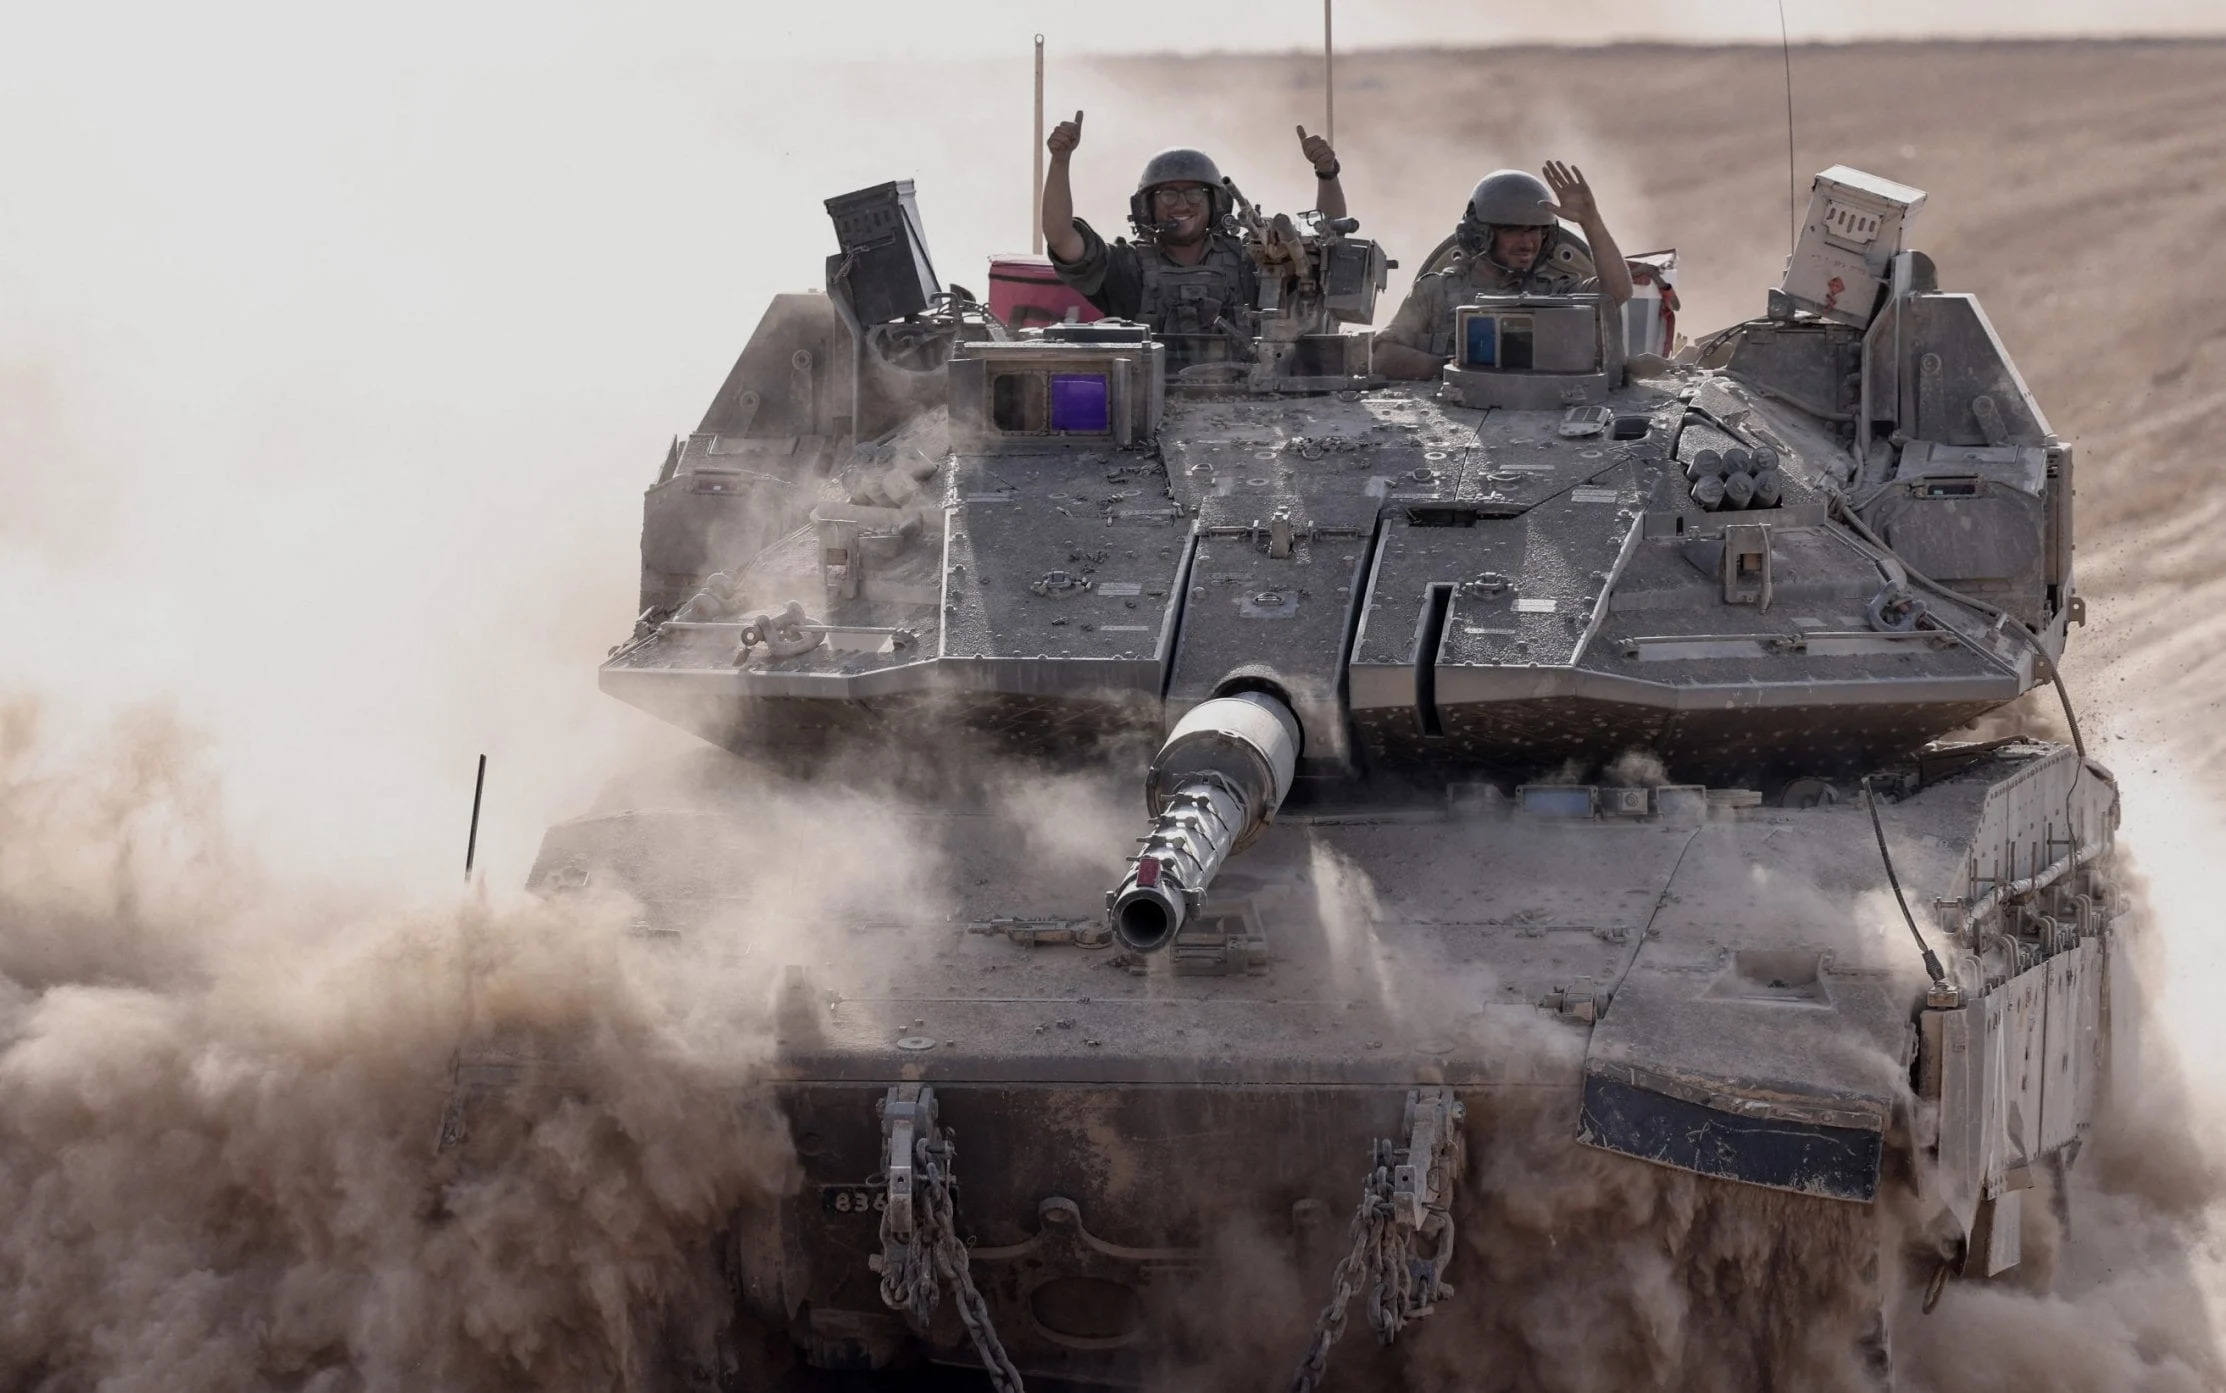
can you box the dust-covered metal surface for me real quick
[489,163,2129,1386]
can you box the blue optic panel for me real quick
[1464,315,1498,367]
[1048,373,1110,433]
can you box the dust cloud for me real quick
[1895,831,2226,1393]
[0,17,1104,1386]
[5,19,2226,1393]
[0,698,796,1390]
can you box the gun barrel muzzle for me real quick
[1107,692,1300,953]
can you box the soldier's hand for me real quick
[1542,160,1599,223]
[1047,110,1084,158]
[1297,125,1337,175]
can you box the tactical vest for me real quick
[1132,235,1256,339]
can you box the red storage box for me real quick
[988,254,1101,330]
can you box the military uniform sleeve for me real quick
[1049,218,1144,320]
[1542,230,1598,283]
[1379,272,1450,357]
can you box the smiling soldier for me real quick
[1373,162,1635,380]
[1040,111,1348,367]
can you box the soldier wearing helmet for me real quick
[1374,161,1635,380]
[1040,111,1347,365]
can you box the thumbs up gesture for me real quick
[1048,110,1084,158]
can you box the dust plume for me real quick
[0,698,800,1391]
[1410,1097,1891,1393]
[1889,773,2226,1393]
[1242,824,1898,1391]
[1306,836,1398,1010]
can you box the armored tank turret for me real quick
[509,166,2124,1388]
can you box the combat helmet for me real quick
[1129,148,1234,236]
[1458,168,1558,253]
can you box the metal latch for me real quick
[1391,1087,1466,1231]
[877,1083,937,1242]
[1720,522,1773,609]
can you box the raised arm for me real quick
[1297,126,1346,222]
[1042,110,1085,263]
[1543,160,1632,306]
[1371,277,1452,380]
[1371,337,1447,380]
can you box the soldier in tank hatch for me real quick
[1373,162,1635,380]
[1039,111,1347,364]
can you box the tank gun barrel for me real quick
[1107,692,1299,953]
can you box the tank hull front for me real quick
[751,1077,1888,1388]
[489,739,2119,1387]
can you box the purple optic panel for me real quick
[1048,373,1110,433]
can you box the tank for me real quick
[486,165,2127,1388]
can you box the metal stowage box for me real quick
[1778,165,1926,326]
[825,180,941,326]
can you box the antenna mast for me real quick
[1032,34,1047,255]
[1777,1,1797,257]
[1322,0,1335,146]
[463,753,486,882]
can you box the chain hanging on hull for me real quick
[1288,1087,1468,1393]
[872,1084,1027,1393]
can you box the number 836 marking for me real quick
[820,1183,886,1216]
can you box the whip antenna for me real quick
[463,753,486,882]
[1778,0,1797,256]
[1032,34,1046,255]
[1322,1,1335,146]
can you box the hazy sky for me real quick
[747,0,2226,53]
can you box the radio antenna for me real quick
[1777,0,1798,256]
[1031,34,1046,255]
[1322,0,1335,146]
[463,753,486,882]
